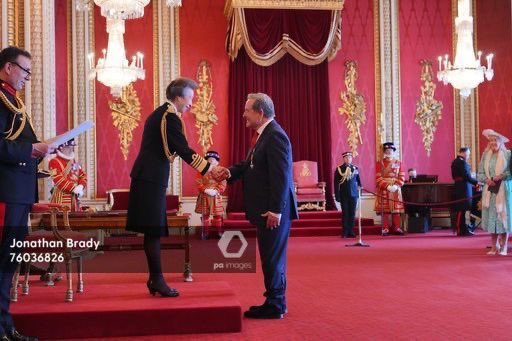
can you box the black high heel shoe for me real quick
[146,280,179,297]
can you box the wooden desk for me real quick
[40,210,193,282]
[402,183,454,232]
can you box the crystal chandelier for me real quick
[88,18,145,97]
[93,0,150,19]
[76,0,183,13]
[166,0,182,7]
[437,0,494,98]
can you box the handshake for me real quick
[211,166,230,182]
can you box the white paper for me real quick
[47,120,94,146]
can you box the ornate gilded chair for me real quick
[11,205,90,302]
[292,160,326,211]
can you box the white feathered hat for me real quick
[482,129,509,143]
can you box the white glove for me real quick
[73,184,84,197]
[204,188,218,197]
[387,185,398,193]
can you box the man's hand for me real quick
[73,184,84,197]
[204,188,218,197]
[387,185,398,193]
[261,211,281,230]
[31,142,52,158]
[211,166,230,181]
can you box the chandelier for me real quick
[166,0,182,7]
[76,0,183,12]
[88,18,145,97]
[93,0,150,19]
[437,0,494,98]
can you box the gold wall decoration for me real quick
[414,60,443,157]
[109,84,141,160]
[338,60,367,158]
[191,60,218,153]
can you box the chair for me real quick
[11,204,91,302]
[106,189,182,214]
[166,194,182,214]
[292,160,326,211]
[106,188,130,210]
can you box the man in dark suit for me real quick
[225,93,297,319]
[334,151,361,238]
[451,147,478,236]
[126,77,225,297]
[0,46,50,341]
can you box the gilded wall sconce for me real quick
[415,60,443,157]
[338,60,366,157]
[191,60,218,153]
[109,83,141,160]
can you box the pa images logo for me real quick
[217,231,248,259]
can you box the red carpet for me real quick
[48,230,512,340]
[222,210,379,237]
[11,280,241,339]
[11,230,512,340]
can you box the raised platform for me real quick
[11,280,241,339]
[221,210,379,237]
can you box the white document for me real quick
[47,120,94,146]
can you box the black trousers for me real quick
[0,203,30,335]
[341,197,358,236]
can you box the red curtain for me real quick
[227,9,336,212]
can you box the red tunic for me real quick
[374,158,405,214]
[49,155,87,211]
[194,172,226,217]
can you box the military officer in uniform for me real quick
[49,139,87,212]
[0,46,48,341]
[451,147,478,236]
[126,77,226,298]
[334,151,361,238]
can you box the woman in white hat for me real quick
[477,129,512,255]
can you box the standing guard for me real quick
[334,151,361,238]
[375,142,405,236]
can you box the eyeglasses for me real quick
[10,61,31,77]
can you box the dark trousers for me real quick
[453,210,470,235]
[256,214,290,314]
[341,197,358,237]
[0,203,30,335]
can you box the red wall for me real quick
[179,0,231,197]
[55,0,68,135]
[476,0,512,153]
[329,0,376,192]
[399,0,454,182]
[94,4,155,197]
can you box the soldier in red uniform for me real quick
[195,151,226,239]
[48,139,87,211]
[375,142,405,236]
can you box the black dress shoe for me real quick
[146,280,179,297]
[244,305,284,319]
[249,304,287,314]
[7,328,38,341]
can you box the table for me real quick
[40,210,193,282]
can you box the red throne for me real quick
[292,161,326,211]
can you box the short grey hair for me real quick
[247,93,275,118]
